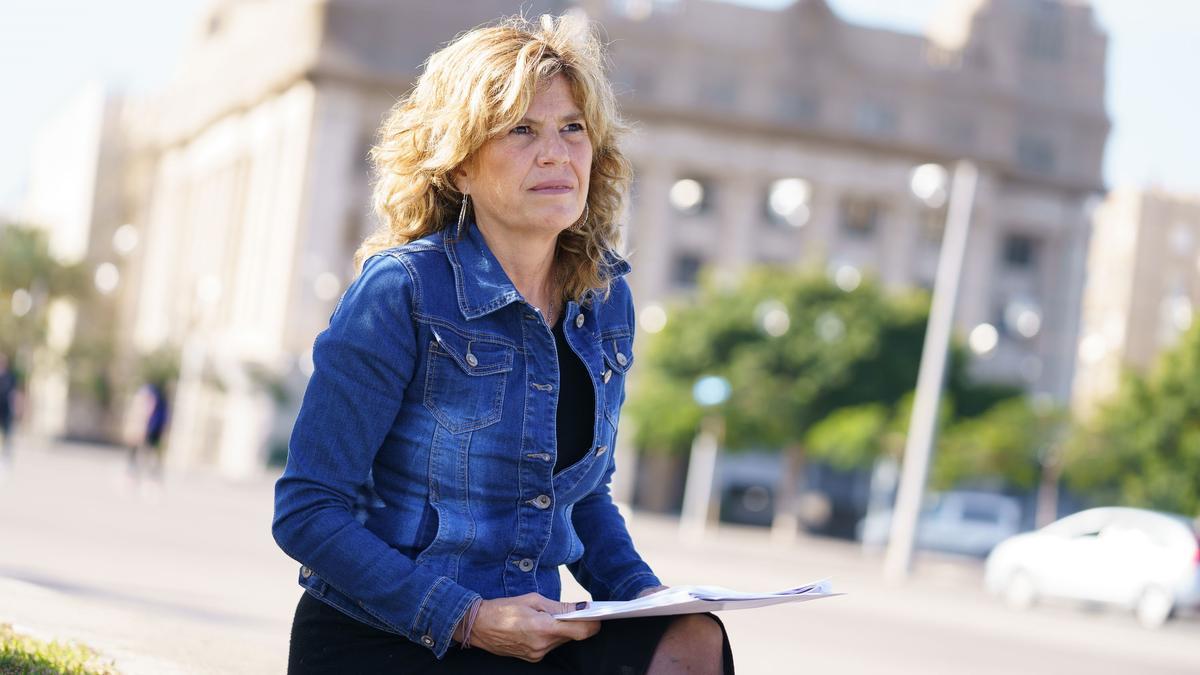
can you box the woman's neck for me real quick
[474,222,561,320]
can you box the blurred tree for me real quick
[137,347,181,389]
[935,397,1065,492]
[627,265,1021,535]
[0,224,87,360]
[1065,323,1200,516]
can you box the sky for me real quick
[1,0,1197,216]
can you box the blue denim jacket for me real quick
[272,222,660,658]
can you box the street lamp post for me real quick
[883,160,979,581]
[680,375,730,540]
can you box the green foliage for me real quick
[628,266,923,455]
[0,224,88,359]
[0,623,119,675]
[136,347,181,389]
[1066,323,1200,515]
[935,397,1064,491]
[806,403,891,470]
[244,360,291,406]
[628,263,1034,487]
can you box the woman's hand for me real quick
[463,593,601,662]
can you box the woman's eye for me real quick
[564,122,585,133]
[510,125,533,135]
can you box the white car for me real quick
[985,507,1200,628]
[858,491,1022,558]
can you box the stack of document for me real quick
[555,580,839,620]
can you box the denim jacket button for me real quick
[616,352,628,366]
[517,558,535,572]
[300,566,313,579]
[575,313,585,328]
[596,445,608,456]
[465,352,478,367]
[533,494,552,509]
[421,635,435,648]
[603,369,612,383]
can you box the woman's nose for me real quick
[537,134,569,165]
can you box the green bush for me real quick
[0,624,119,675]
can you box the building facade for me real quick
[1072,189,1200,417]
[126,0,1108,476]
[603,0,1107,403]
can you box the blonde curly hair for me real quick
[357,13,633,305]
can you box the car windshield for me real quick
[961,501,1002,524]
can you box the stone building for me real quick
[1072,189,1200,417]
[605,0,1107,401]
[127,0,1108,476]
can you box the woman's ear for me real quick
[451,162,471,196]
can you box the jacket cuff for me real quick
[412,577,482,659]
[610,571,664,602]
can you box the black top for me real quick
[553,315,595,473]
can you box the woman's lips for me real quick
[530,181,574,194]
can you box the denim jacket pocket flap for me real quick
[600,332,634,374]
[430,327,515,376]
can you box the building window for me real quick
[1016,135,1056,174]
[854,102,898,135]
[206,12,224,37]
[669,177,713,216]
[1169,222,1195,257]
[609,0,679,20]
[697,76,739,110]
[919,206,947,245]
[613,61,656,98]
[1002,234,1038,269]
[777,92,820,123]
[939,114,977,149]
[672,253,703,288]
[968,46,992,70]
[1024,1,1065,62]
[839,197,882,238]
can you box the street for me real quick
[1,438,1198,674]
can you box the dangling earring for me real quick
[457,194,470,239]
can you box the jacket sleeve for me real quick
[271,253,479,658]
[567,281,662,601]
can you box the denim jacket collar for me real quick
[443,222,632,320]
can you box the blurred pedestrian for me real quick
[272,13,732,674]
[123,380,169,483]
[0,353,21,468]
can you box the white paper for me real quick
[554,579,840,621]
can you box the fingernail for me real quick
[575,601,588,610]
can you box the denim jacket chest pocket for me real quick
[598,329,634,425]
[423,326,516,434]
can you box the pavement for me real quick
[1,437,1199,674]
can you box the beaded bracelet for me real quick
[460,598,483,649]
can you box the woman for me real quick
[273,14,733,674]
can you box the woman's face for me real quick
[456,74,593,241]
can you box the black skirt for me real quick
[288,591,734,674]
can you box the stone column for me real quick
[880,198,920,289]
[714,173,760,279]
[627,161,675,305]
